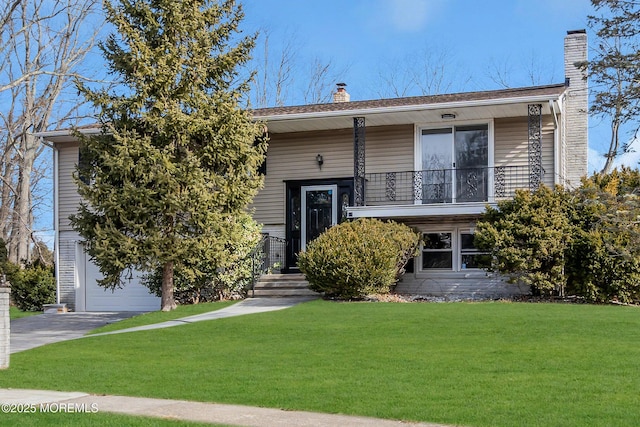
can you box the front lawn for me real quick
[0,410,230,426]
[1,300,639,427]
[9,306,39,320]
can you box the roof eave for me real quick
[254,92,565,123]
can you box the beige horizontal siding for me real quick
[494,116,555,193]
[364,124,414,173]
[58,143,81,231]
[58,231,81,310]
[251,125,414,226]
[251,128,351,226]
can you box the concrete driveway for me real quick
[10,312,141,354]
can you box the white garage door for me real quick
[84,257,161,312]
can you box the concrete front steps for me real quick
[252,273,321,298]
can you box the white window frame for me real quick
[458,228,487,271]
[421,231,454,271]
[418,227,486,275]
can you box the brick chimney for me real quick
[563,29,588,188]
[333,83,350,103]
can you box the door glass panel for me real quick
[455,125,488,202]
[290,193,301,231]
[305,189,333,245]
[288,189,301,267]
[421,129,452,203]
[340,191,350,222]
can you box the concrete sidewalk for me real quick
[0,388,454,427]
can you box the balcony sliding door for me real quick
[420,125,488,203]
[454,125,488,202]
[421,129,453,203]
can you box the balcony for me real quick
[363,165,532,206]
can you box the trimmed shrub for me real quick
[475,169,640,303]
[297,218,420,299]
[566,169,640,303]
[9,262,56,312]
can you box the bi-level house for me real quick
[41,30,587,311]
[250,29,588,299]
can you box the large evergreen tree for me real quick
[71,0,266,310]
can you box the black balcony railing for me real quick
[364,165,533,205]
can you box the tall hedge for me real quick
[297,218,420,299]
[476,169,640,303]
[474,185,572,296]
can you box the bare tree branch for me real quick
[0,0,105,263]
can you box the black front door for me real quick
[301,185,336,251]
[285,179,353,271]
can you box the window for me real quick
[422,232,453,270]
[460,233,488,269]
[78,148,93,185]
[420,229,487,272]
[419,124,490,203]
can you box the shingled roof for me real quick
[252,83,567,117]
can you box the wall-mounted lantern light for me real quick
[316,153,324,169]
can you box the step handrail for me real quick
[248,235,287,297]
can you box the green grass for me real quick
[9,306,39,320]
[0,411,230,426]
[2,300,640,427]
[87,300,237,334]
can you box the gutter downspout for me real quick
[549,98,562,187]
[39,137,60,304]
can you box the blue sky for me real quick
[34,0,638,246]
[239,0,637,173]
[243,0,589,91]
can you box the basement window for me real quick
[422,232,453,270]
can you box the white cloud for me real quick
[380,0,435,33]
[588,141,640,175]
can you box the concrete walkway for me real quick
[0,388,453,427]
[91,297,317,336]
[10,297,314,353]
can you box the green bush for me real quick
[144,214,262,304]
[475,169,640,303]
[9,262,56,312]
[297,218,420,299]
[475,185,572,296]
[566,169,640,303]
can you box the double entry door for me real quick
[285,179,353,271]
